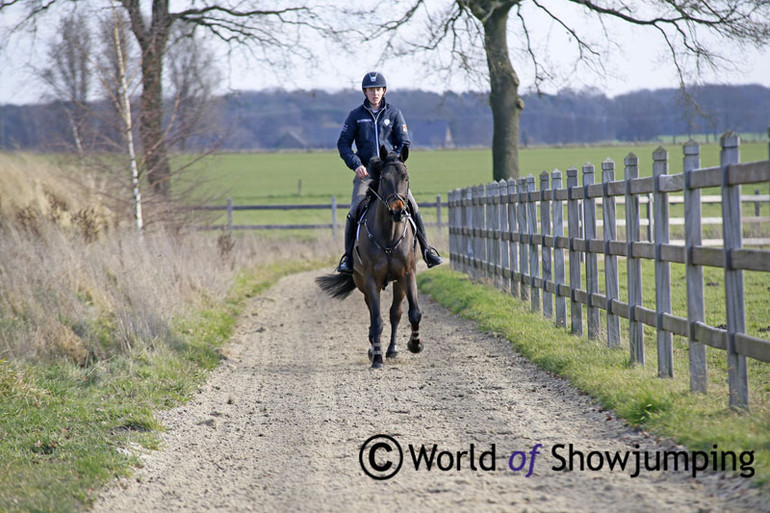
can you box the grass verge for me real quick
[417,268,770,488]
[0,257,329,513]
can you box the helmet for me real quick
[362,71,387,89]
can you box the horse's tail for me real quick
[315,273,356,300]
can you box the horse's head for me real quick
[375,145,410,222]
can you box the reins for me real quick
[359,155,416,282]
[363,214,411,256]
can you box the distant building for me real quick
[274,130,308,149]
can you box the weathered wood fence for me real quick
[448,132,770,410]
[191,195,447,240]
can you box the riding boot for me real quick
[336,213,357,274]
[410,203,443,269]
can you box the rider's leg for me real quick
[337,175,369,274]
[407,191,442,268]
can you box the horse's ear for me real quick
[399,145,409,163]
[379,145,389,162]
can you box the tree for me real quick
[38,12,92,156]
[2,0,341,200]
[106,4,143,231]
[362,0,770,181]
[165,24,220,152]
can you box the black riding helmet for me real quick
[362,71,387,90]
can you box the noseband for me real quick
[370,168,409,222]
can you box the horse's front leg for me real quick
[405,272,423,354]
[387,281,406,359]
[365,279,384,369]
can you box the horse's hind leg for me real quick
[405,272,423,354]
[387,282,406,359]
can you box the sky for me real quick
[1,1,769,105]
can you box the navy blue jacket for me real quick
[337,98,410,171]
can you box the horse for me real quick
[316,145,422,369]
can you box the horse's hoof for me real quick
[368,347,373,362]
[407,339,423,354]
[371,353,384,369]
[386,350,398,359]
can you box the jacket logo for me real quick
[384,119,390,126]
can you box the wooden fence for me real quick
[191,195,447,240]
[448,132,770,410]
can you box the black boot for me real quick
[336,213,357,274]
[410,203,443,269]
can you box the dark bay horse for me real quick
[316,146,422,369]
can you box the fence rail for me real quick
[448,132,770,410]
[189,196,448,240]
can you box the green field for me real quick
[180,142,770,229]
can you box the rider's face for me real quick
[364,87,385,108]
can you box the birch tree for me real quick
[2,0,342,200]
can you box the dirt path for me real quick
[93,269,766,512]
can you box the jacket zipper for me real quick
[369,106,383,155]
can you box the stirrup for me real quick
[336,254,353,274]
[423,247,443,268]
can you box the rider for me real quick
[336,71,442,274]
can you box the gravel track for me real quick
[93,269,766,512]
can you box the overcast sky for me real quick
[1,1,768,105]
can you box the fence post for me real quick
[527,175,540,312]
[625,153,644,365]
[647,193,653,242]
[227,197,234,237]
[583,163,600,340]
[683,140,707,393]
[540,171,553,318]
[552,170,567,327]
[465,187,474,275]
[448,190,455,270]
[488,181,501,287]
[508,178,520,298]
[468,186,474,276]
[484,183,492,280]
[567,167,582,335]
[653,146,673,378]
[473,185,484,280]
[331,196,338,243]
[499,179,511,293]
[518,178,530,301]
[602,158,620,348]
[720,131,748,410]
[436,194,442,230]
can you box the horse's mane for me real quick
[365,153,402,200]
[365,157,384,200]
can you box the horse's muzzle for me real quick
[388,196,407,221]
[389,208,407,222]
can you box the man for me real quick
[336,71,442,274]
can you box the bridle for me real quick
[369,187,409,222]
[362,161,415,258]
[369,161,409,223]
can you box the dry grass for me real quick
[0,152,338,365]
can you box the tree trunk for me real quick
[123,0,172,197]
[140,42,170,196]
[480,4,523,181]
